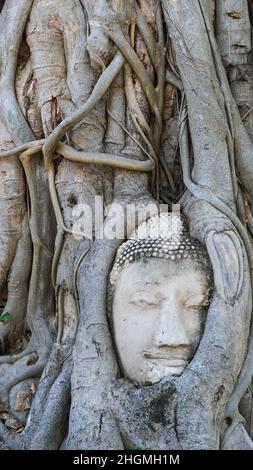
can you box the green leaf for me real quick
[0,312,12,323]
[128,444,144,450]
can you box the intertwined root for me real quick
[0,0,252,450]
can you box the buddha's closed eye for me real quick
[184,293,209,308]
[129,291,159,308]
[128,291,210,309]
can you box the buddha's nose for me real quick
[154,302,190,348]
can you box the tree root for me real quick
[109,27,160,126]
[124,58,158,192]
[0,343,72,450]
[135,4,158,70]
[29,360,71,449]
[57,143,154,171]
[0,0,34,144]
[198,0,253,207]
[151,2,165,145]
[0,140,155,171]
[0,140,45,159]
[179,100,253,426]
[56,287,65,344]
[0,419,24,450]
[0,213,32,352]
[72,243,92,322]
[43,51,125,169]
[0,337,38,366]
[0,353,45,410]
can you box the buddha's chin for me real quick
[143,363,187,385]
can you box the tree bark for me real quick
[0,0,253,450]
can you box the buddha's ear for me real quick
[205,230,244,304]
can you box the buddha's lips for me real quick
[143,351,189,366]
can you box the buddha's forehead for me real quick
[116,257,209,289]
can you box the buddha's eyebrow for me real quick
[184,285,210,295]
[133,280,159,286]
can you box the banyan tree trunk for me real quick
[0,0,253,450]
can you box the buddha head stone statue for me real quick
[108,213,213,387]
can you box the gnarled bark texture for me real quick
[0,0,253,450]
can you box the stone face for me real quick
[112,256,211,387]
